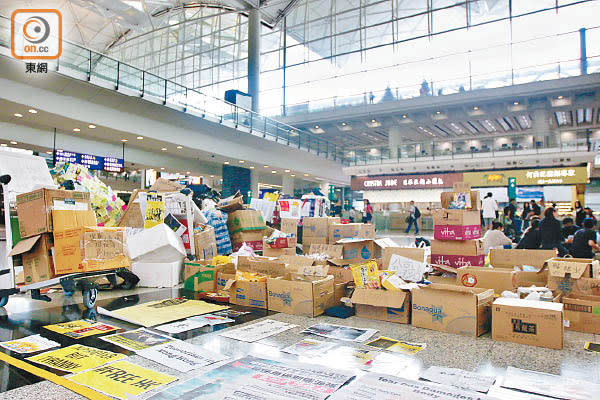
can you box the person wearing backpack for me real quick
[405,200,421,234]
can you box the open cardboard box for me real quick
[262,237,297,257]
[542,257,600,296]
[267,274,334,317]
[351,288,410,324]
[430,240,484,269]
[237,256,288,277]
[328,223,375,243]
[489,248,556,286]
[440,182,480,211]
[280,218,299,236]
[184,260,235,293]
[217,190,244,212]
[562,293,600,334]
[456,266,517,295]
[382,247,425,268]
[411,283,493,336]
[337,238,375,264]
[432,209,481,241]
[9,234,55,284]
[217,268,271,309]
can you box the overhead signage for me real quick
[54,150,124,172]
[463,166,588,187]
[351,173,463,191]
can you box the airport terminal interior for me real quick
[0,0,600,399]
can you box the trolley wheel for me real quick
[82,288,98,309]
[0,296,8,307]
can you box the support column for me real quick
[250,168,259,199]
[282,175,295,195]
[320,181,330,198]
[140,169,146,189]
[248,9,261,112]
[531,109,552,147]
[388,126,402,160]
[580,27,588,75]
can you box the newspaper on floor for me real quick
[328,372,498,400]
[302,322,377,342]
[281,339,337,357]
[0,334,60,354]
[365,336,426,355]
[188,314,235,326]
[154,319,209,334]
[219,319,296,342]
[420,366,496,393]
[101,328,174,352]
[147,355,355,400]
[501,366,600,400]
[137,340,228,373]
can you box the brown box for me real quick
[302,237,327,253]
[302,217,330,238]
[456,267,517,295]
[440,190,480,210]
[82,227,130,272]
[411,283,493,336]
[218,190,244,212]
[183,261,235,292]
[230,230,265,252]
[308,244,343,259]
[227,210,265,235]
[263,245,296,257]
[52,210,98,275]
[267,274,334,317]
[351,288,410,324]
[430,240,485,268]
[194,224,218,260]
[490,249,557,270]
[562,294,600,334]
[9,234,54,284]
[337,238,376,264]
[328,282,348,308]
[382,247,425,268]
[328,223,375,243]
[544,257,600,296]
[327,264,354,283]
[280,218,299,236]
[231,280,268,309]
[237,256,288,277]
[492,297,564,349]
[16,189,91,238]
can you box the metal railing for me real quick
[0,15,345,164]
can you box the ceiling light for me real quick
[177,145,183,149]
[557,95,564,100]
[14,113,23,118]
[136,136,143,140]
[513,101,519,105]
[121,139,128,142]
[249,166,255,169]
[28,109,37,114]
[46,151,52,154]
[0,144,7,147]
[73,128,80,132]
[341,122,346,126]
[160,167,165,170]
[88,124,96,129]
[285,169,290,172]
[402,115,407,119]
[210,175,215,178]
[473,106,479,110]
[290,174,295,177]
[161,148,167,151]
[371,119,376,123]
[436,111,441,115]
[186,171,191,174]
[10,141,17,145]
[314,125,319,129]
[224,161,230,165]
[271,170,277,174]
[239,160,245,163]
[304,173,309,177]
[263,165,269,168]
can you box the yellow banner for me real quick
[463,166,588,187]
[68,360,177,400]
[44,320,119,339]
[144,193,165,229]
[28,344,126,373]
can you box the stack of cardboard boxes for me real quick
[302,217,340,249]
[226,209,266,252]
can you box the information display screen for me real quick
[54,150,124,172]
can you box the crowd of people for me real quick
[481,194,599,258]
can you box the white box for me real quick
[127,223,186,262]
[132,260,183,288]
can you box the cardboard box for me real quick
[16,189,91,238]
[432,209,481,241]
[132,260,183,288]
[218,190,244,212]
[267,274,334,317]
[128,223,186,263]
[562,294,600,334]
[82,227,130,272]
[351,288,410,324]
[544,257,600,296]
[194,224,218,260]
[52,210,98,275]
[411,284,493,336]
[302,217,329,238]
[456,267,517,295]
[308,244,343,259]
[231,280,268,309]
[327,264,354,283]
[337,238,375,264]
[328,223,375,243]
[237,256,288,277]
[302,236,327,253]
[184,260,235,292]
[492,297,564,349]
[430,240,484,269]
[227,209,266,235]
[9,234,54,284]
[262,242,296,257]
[231,229,265,252]
[328,282,348,308]
[373,238,399,259]
[383,247,425,268]
[489,249,556,270]
[280,218,299,236]
[427,275,459,285]
[440,190,480,211]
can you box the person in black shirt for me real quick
[570,218,600,259]
[530,200,541,217]
[574,200,585,227]
[516,217,541,249]
[561,217,580,240]
[521,202,532,230]
[540,206,568,256]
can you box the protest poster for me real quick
[420,366,495,393]
[388,254,428,282]
[188,314,234,326]
[27,344,126,373]
[154,319,208,334]
[101,328,173,352]
[137,340,228,373]
[366,337,426,355]
[68,360,177,400]
[501,366,600,400]
[144,193,165,229]
[97,298,228,327]
[329,373,496,400]
[281,339,337,357]
[302,323,377,342]
[43,319,119,339]
[148,355,354,400]
[219,319,296,342]
[0,334,59,354]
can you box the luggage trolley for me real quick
[0,152,138,309]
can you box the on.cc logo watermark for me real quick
[11,9,62,60]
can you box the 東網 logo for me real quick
[11,9,62,60]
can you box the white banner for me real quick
[137,340,228,373]
[420,366,495,393]
[0,334,60,354]
[219,319,296,342]
[154,319,208,334]
[302,323,377,343]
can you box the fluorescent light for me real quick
[558,95,564,99]
[177,145,183,149]
[304,173,309,177]
[186,171,191,174]
[224,161,230,165]
[73,128,80,132]
[513,101,519,105]
[28,109,37,114]
[239,160,245,163]
[121,139,128,142]
[88,124,96,129]
[161,148,167,151]
[436,111,441,115]
[46,151,52,154]
[473,106,479,110]
[271,170,277,174]
[210,175,215,178]
[290,174,295,177]
[10,141,17,145]
[341,122,346,126]
[249,166,255,169]
[160,167,165,170]
[314,125,319,129]
[0,144,7,147]
[14,113,23,118]
[284,169,290,172]
[263,165,269,168]
[402,115,407,119]
[371,119,376,123]
[136,136,143,140]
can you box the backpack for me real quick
[414,207,421,219]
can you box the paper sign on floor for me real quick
[219,319,296,342]
[365,337,426,355]
[281,339,337,357]
[27,344,126,373]
[137,340,228,373]
[420,366,495,393]
[154,319,208,334]
[43,319,119,339]
[101,328,174,352]
[302,323,377,342]
[0,334,59,354]
[68,360,177,400]
[188,314,234,326]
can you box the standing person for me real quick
[482,221,513,254]
[405,200,421,234]
[517,217,542,249]
[539,206,568,256]
[584,207,597,225]
[363,199,373,224]
[348,207,357,223]
[574,200,585,227]
[570,218,600,259]
[530,199,542,217]
[521,202,532,230]
[561,217,580,240]
[481,192,498,231]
